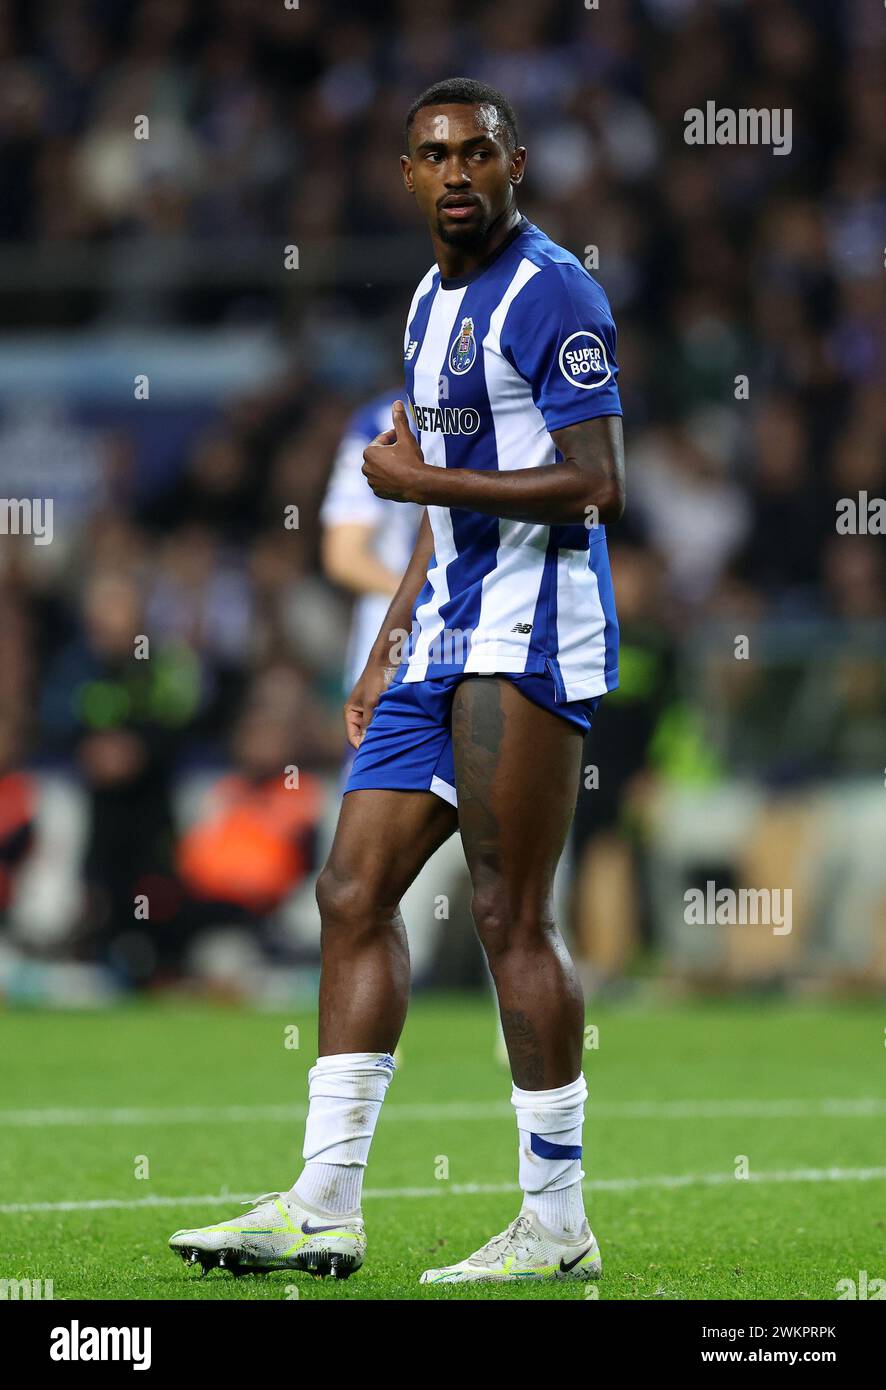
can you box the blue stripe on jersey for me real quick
[400,272,442,670]
[433,516,499,654]
[400,571,435,672]
[530,534,560,679]
[403,272,440,419]
[434,283,503,651]
[589,541,620,690]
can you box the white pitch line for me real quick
[3,1166,886,1216]
[1,1097,884,1128]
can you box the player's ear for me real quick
[510,146,527,187]
[400,154,414,193]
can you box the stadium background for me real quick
[0,0,884,1001]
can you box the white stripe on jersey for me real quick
[403,283,467,681]
[403,264,437,353]
[554,544,608,696]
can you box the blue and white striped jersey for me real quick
[399,216,621,702]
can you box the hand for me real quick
[344,661,395,750]
[362,400,426,502]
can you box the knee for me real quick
[315,864,361,925]
[315,863,396,933]
[470,880,552,961]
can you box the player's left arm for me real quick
[417,414,624,524]
[361,403,624,524]
[362,264,625,525]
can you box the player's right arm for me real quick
[322,522,402,599]
[344,508,434,749]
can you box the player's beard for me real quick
[435,210,491,248]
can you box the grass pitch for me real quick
[2,996,884,1300]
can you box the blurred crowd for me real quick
[0,0,883,987]
[0,378,354,983]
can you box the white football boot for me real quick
[169,1190,365,1280]
[420,1209,602,1286]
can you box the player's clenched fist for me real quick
[343,661,392,749]
[362,400,426,502]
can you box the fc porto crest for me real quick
[449,316,477,375]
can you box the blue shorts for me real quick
[344,672,601,808]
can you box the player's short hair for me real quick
[404,78,519,153]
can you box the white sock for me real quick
[290,1051,396,1216]
[511,1073,588,1243]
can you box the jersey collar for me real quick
[438,215,530,290]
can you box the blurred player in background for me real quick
[320,390,422,707]
[170,77,624,1288]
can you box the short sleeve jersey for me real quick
[400,217,621,700]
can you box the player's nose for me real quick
[443,163,471,187]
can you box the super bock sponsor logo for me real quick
[412,403,480,435]
[558,331,612,390]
